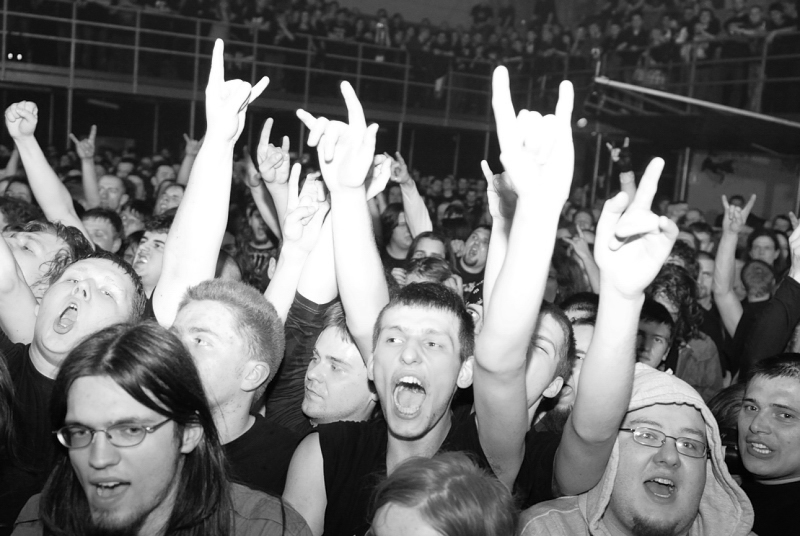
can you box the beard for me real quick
[85,515,146,536]
[631,516,682,536]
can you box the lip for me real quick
[642,475,678,501]
[88,478,131,506]
[304,385,324,399]
[744,438,774,457]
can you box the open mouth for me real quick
[393,376,426,417]
[644,477,676,499]
[53,303,78,334]
[93,481,130,498]
[748,442,772,455]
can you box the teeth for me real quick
[751,443,771,453]
[398,376,422,387]
[653,477,674,486]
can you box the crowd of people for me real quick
[0,14,799,536]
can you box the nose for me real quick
[748,409,770,434]
[88,432,121,469]
[653,437,682,467]
[306,359,323,383]
[72,279,91,301]
[399,341,421,365]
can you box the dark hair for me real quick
[403,256,453,284]
[373,282,474,362]
[21,220,94,289]
[181,280,285,396]
[145,211,175,234]
[667,240,699,279]
[646,264,702,344]
[122,199,153,220]
[708,382,746,431]
[560,292,599,320]
[82,207,124,240]
[552,240,591,305]
[406,231,452,263]
[639,298,676,345]
[746,353,800,384]
[49,251,147,321]
[688,221,713,237]
[370,452,518,536]
[0,197,43,228]
[741,260,775,297]
[380,203,405,247]
[322,300,355,346]
[534,302,576,385]
[40,322,233,536]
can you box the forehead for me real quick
[316,327,362,362]
[416,237,445,251]
[143,231,168,241]
[175,300,239,335]
[99,175,123,187]
[537,313,569,349]
[468,228,490,241]
[380,304,461,339]
[162,185,184,197]
[698,258,714,272]
[746,374,800,404]
[59,258,132,288]
[14,230,64,250]
[84,217,114,230]
[639,320,672,337]
[67,375,159,424]
[752,236,776,248]
[624,403,706,438]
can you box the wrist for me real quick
[81,156,94,162]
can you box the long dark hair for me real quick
[0,357,14,460]
[39,322,233,536]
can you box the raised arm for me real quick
[256,118,292,232]
[478,162,514,313]
[5,102,89,241]
[153,39,268,326]
[263,165,328,321]
[296,82,387,361]
[564,226,601,294]
[607,137,637,201]
[556,158,678,495]
[713,194,754,336]
[0,234,37,343]
[242,143,282,238]
[473,69,575,489]
[392,152,433,237]
[70,125,100,209]
[176,134,203,186]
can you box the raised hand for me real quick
[788,212,800,281]
[5,101,38,140]
[721,194,756,235]
[564,226,592,260]
[282,164,329,253]
[204,39,268,143]
[183,133,204,157]
[390,152,411,184]
[594,158,678,300]
[241,145,262,188]
[366,153,392,200]
[481,160,517,221]
[69,125,97,161]
[296,81,379,192]
[491,66,574,203]
[256,118,291,185]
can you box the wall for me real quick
[687,151,800,223]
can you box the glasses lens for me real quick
[676,438,707,458]
[107,425,147,447]
[633,428,665,447]
[59,426,93,448]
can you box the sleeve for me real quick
[739,276,800,374]
[263,293,333,433]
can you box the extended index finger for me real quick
[89,125,97,143]
[209,39,225,85]
[69,133,80,146]
[741,194,757,218]
[395,151,406,167]
[491,66,518,152]
[340,81,366,131]
[628,157,664,211]
[259,118,274,151]
[554,80,574,123]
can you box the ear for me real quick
[180,423,204,454]
[367,356,375,381]
[112,237,122,254]
[456,356,474,389]
[119,193,130,207]
[267,257,277,280]
[542,376,564,399]
[241,361,269,393]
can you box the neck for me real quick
[136,462,182,536]
[213,402,255,445]
[28,343,60,380]
[697,295,712,310]
[527,398,543,429]
[386,410,452,474]
[755,474,800,485]
[748,293,770,303]
[459,257,484,275]
[385,242,408,259]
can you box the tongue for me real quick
[645,481,673,497]
[54,308,77,335]
[396,386,425,409]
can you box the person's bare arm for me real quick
[713,194,754,336]
[242,144,282,239]
[5,101,90,242]
[70,125,100,209]
[176,134,203,186]
[564,226,601,294]
[283,433,326,536]
[0,235,37,343]
[296,82,387,361]
[1,146,19,179]
[263,165,329,321]
[256,118,292,232]
[474,70,575,490]
[153,39,268,326]
[392,152,432,237]
[555,158,678,495]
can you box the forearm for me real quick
[264,246,310,322]
[250,182,283,239]
[577,252,601,294]
[331,188,389,358]
[0,238,37,343]
[81,158,100,208]
[297,218,337,305]
[400,180,432,237]
[176,154,197,186]
[264,182,290,229]
[153,135,234,326]
[481,215,509,324]
[713,232,742,335]
[4,147,19,177]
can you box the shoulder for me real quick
[518,496,586,536]
[11,494,43,536]
[231,484,312,536]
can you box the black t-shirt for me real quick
[741,478,800,536]
[0,332,55,536]
[453,261,484,296]
[513,428,561,509]
[380,249,406,272]
[264,293,331,436]
[317,405,490,536]
[223,414,301,497]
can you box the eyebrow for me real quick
[64,417,157,427]
[627,418,705,439]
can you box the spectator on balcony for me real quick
[470,1,494,32]
[617,13,649,71]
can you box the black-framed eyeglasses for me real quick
[54,419,172,449]
[619,427,708,459]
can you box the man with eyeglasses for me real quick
[519,364,756,536]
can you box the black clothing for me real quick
[729,298,771,375]
[737,276,800,376]
[264,293,331,436]
[453,261,484,296]
[741,478,800,536]
[0,333,54,536]
[699,302,732,373]
[317,406,490,536]
[513,428,561,509]
[380,249,406,272]
[224,414,302,497]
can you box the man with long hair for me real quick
[11,322,311,536]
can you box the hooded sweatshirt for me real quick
[520,365,755,536]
